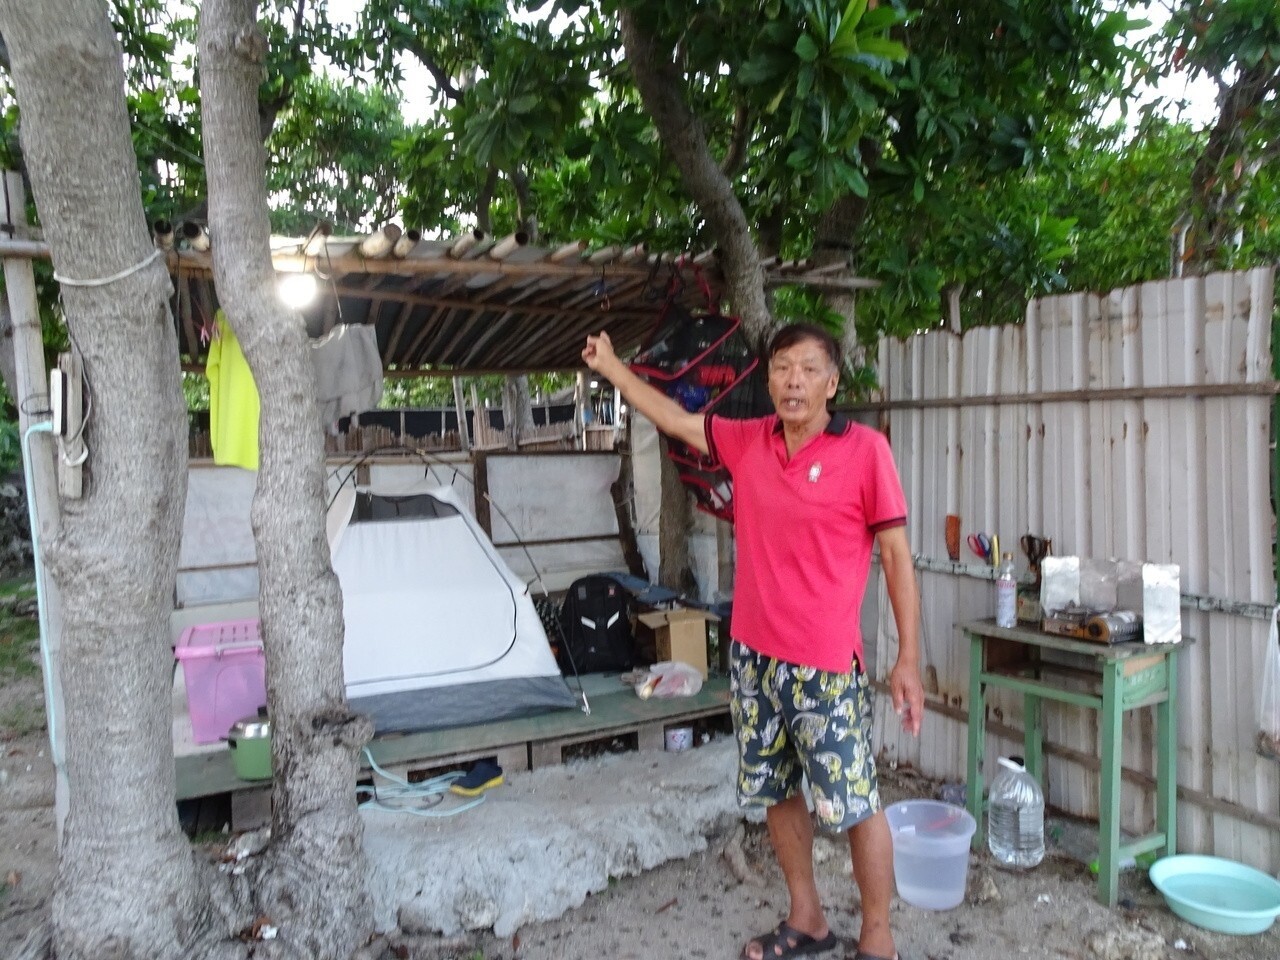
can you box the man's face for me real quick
[767,337,838,429]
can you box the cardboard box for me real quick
[634,608,713,678]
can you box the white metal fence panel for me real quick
[868,267,1280,871]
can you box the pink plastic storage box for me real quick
[174,618,266,744]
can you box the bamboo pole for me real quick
[548,239,587,263]
[587,244,622,265]
[357,224,401,259]
[488,231,529,261]
[453,375,471,452]
[303,220,333,256]
[2,170,67,832]
[153,219,175,250]
[391,229,421,259]
[448,229,485,259]
[180,221,210,252]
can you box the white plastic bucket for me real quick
[885,799,976,910]
[664,726,693,751]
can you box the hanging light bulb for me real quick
[277,272,318,308]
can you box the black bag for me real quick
[558,575,636,673]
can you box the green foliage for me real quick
[0,600,39,682]
[182,372,210,413]
[1140,0,1280,268]
[379,372,574,409]
[267,74,409,233]
[2,0,1276,378]
[855,118,1208,332]
[0,420,20,476]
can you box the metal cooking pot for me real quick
[227,714,272,781]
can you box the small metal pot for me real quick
[227,714,272,781]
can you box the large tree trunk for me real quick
[813,192,868,364]
[0,2,215,957]
[618,7,772,343]
[199,3,373,957]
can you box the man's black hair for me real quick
[767,323,841,371]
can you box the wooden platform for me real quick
[175,675,732,824]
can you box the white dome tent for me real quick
[328,480,576,733]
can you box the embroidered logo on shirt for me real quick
[808,462,822,483]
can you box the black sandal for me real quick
[740,921,838,960]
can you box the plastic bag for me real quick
[1258,606,1280,761]
[633,661,704,699]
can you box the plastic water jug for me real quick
[987,756,1044,869]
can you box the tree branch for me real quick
[618,6,770,340]
[1188,59,1275,267]
[476,165,499,234]
[512,166,537,241]
[719,97,750,177]
[404,37,463,102]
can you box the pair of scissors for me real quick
[967,532,997,565]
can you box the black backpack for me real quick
[558,575,636,673]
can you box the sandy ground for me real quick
[416,769,1280,960]
[2,659,1279,960]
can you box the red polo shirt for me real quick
[706,412,907,673]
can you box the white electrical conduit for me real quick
[21,420,60,769]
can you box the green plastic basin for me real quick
[1149,855,1280,935]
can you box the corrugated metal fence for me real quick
[864,267,1280,872]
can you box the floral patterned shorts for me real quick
[729,640,881,831]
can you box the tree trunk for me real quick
[0,2,216,957]
[1187,61,1275,271]
[199,3,373,957]
[813,192,868,365]
[618,7,772,342]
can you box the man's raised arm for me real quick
[582,331,709,457]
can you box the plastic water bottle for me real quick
[987,756,1045,869]
[995,552,1017,628]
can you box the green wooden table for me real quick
[962,619,1187,907]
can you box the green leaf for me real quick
[508,93,540,114]
[795,33,820,63]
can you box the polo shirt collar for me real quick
[770,411,850,436]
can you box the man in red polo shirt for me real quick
[583,323,923,960]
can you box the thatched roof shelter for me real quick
[161,223,877,375]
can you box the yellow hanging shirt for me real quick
[206,312,260,471]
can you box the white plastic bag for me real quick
[633,661,703,699]
[1259,607,1280,761]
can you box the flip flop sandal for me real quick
[740,921,838,960]
[851,952,898,960]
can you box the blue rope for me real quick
[359,748,487,818]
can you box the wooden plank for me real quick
[175,679,732,801]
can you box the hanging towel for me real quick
[206,312,260,471]
[311,323,384,424]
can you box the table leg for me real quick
[966,631,985,848]
[1098,661,1123,907]
[1156,650,1178,857]
[1023,692,1043,784]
